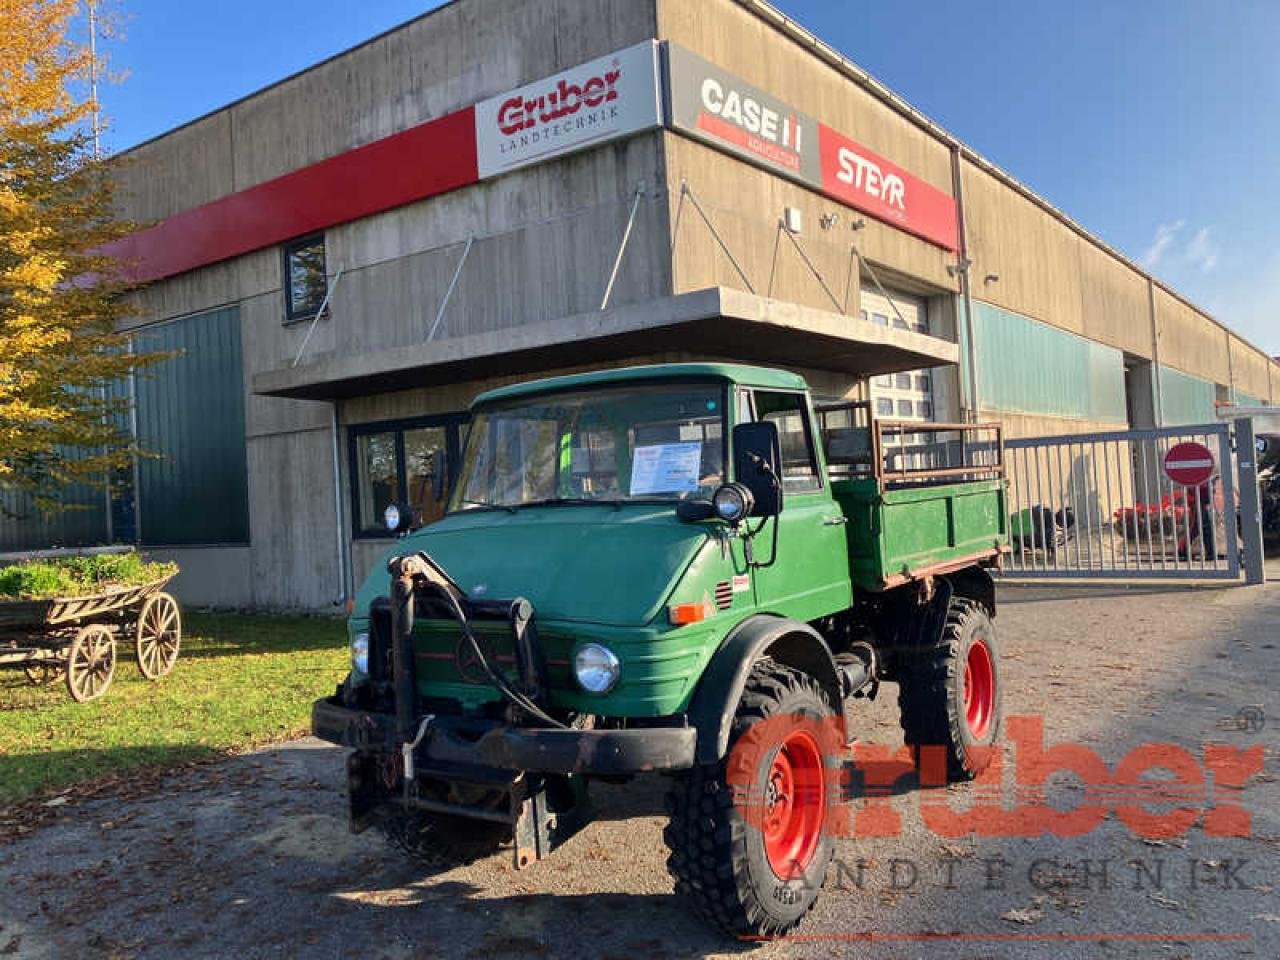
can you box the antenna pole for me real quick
[88,0,100,159]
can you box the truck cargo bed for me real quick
[833,477,1008,592]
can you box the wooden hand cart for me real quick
[0,576,182,703]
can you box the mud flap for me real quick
[512,773,590,869]
[346,751,382,834]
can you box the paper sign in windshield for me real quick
[630,442,702,495]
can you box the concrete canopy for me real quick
[252,287,958,401]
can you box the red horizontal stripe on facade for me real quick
[108,107,479,282]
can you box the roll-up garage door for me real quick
[860,288,935,422]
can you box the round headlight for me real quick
[573,643,621,694]
[351,632,370,675]
[384,504,403,532]
[712,483,754,524]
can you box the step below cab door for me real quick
[738,387,853,621]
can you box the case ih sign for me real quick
[665,44,821,184]
[665,43,959,252]
[475,41,662,179]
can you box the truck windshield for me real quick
[451,382,726,510]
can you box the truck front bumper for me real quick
[311,696,696,775]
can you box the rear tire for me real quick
[664,658,839,937]
[897,598,1002,781]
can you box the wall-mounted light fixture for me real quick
[819,212,840,230]
[850,217,866,232]
[984,273,1000,284]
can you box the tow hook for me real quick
[401,714,434,784]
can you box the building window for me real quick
[752,390,821,492]
[349,414,467,537]
[283,234,327,324]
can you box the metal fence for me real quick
[1003,423,1241,579]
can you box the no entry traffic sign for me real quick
[1163,441,1215,487]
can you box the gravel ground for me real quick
[1,581,1276,960]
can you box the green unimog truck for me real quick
[312,362,1008,936]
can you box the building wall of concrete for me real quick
[662,135,957,319]
[321,135,669,356]
[1153,287,1232,386]
[115,0,658,222]
[142,546,254,608]
[1075,241,1154,359]
[1229,334,1274,402]
[962,161,1090,339]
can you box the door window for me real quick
[751,391,821,492]
[404,427,450,528]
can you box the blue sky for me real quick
[92,0,1279,353]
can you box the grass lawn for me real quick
[0,612,347,807]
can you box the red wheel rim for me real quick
[762,729,826,878]
[963,637,995,740]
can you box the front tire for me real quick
[897,598,1002,781]
[664,658,839,937]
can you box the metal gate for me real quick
[1002,421,1262,580]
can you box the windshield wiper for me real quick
[455,498,517,513]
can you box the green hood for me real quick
[354,505,710,627]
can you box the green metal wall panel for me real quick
[1230,388,1267,408]
[967,300,1127,423]
[134,307,250,545]
[0,481,108,553]
[1158,365,1217,426]
[0,385,127,552]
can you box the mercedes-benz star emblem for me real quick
[455,632,497,685]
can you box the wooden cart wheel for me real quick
[23,660,65,686]
[66,624,117,703]
[135,592,181,680]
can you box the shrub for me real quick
[0,552,177,600]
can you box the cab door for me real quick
[740,388,853,620]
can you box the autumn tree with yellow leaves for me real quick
[1,0,156,511]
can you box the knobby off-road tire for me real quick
[380,810,510,867]
[897,598,1002,781]
[664,658,839,938]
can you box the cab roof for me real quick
[472,363,808,408]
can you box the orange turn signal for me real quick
[668,602,709,626]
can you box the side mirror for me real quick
[732,421,783,517]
